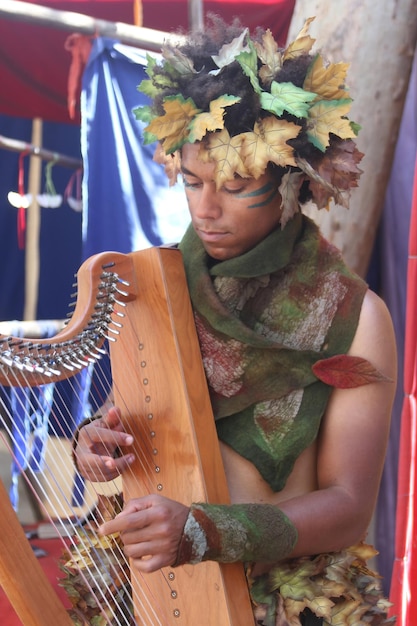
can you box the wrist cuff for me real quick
[174,502,298,566]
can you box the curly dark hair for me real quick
[150,16,330,202]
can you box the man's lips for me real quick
[196,228,228,243]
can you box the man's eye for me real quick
[224,185,245,195]
[183,178,201,189]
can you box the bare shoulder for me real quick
[349,288,397,380]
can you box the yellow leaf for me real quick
[305,596,335,620]
[307,100,356,151]
[329,599,364,626]
[188,95,240,143]
[203,129,249,189]
[146,95,201,153]
[304,55,350,101]
[347,542,379,563]
[241,116,300,177]
[283,17,316,61]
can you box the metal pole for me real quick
[0,0,183,50]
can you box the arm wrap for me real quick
[174,502,298,566]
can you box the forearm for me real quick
[174,502,298,566]
[277,485,375,558]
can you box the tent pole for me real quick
[0,135,82,170]
[0,0,181,51]
[189,0,204,30]
[24,118,43,323]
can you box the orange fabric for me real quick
[64,34,93,120]
[390,157,417,623]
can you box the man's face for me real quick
[181,144,282,261]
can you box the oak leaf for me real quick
[241,116,300,178]
[283,17,316,61]
[307,99,356,151]
[312,355,392,388]
[254,29,283,86]
[304,54,350,101]
[187,95,240,143]
[146,95,201,153]
[261,81,317,118]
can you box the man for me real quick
[73,16,397,625]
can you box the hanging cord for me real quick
[17,150,29,250]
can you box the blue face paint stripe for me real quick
[236,182,275,199]
[248,189,278,209]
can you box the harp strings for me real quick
[0,325,179,625]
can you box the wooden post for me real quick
[288,0,417,276]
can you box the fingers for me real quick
[76,451,135,482]
[74,406,135,481]
[99,495,189,573]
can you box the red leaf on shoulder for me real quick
[312,354,392,388]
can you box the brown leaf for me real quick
[312,355,392,388]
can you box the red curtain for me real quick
[390,157,417,623]
[0,0,295,124]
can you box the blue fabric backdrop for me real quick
[80,38,189,260]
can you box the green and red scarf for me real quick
[179,214,386,491]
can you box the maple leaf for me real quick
[187,95,241,142]
[211,28,250,71]
[314,140,364,192]
[312,355,392,388]
[241,116,300,178]
[283,17,316,61]
[133,104,153,124]
[137,78,159,99]
[304,54,350,101]
[254,29,283,86]
[203,129,249,189]
[279,170,305,228]
[306,99,356,151]
[261,81,317,118]
[146,95,201,153]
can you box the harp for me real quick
[0,247,254,626]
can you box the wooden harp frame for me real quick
[0,247,254,626]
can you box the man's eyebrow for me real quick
[180,165,196,176]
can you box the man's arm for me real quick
[278,288,397,556]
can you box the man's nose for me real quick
[193,184,222,219]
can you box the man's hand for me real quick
[100,494,189,573]
[74,406,135,481]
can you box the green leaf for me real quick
[261,81,317,118]
[133,104,153,123]
[236,39,262,93]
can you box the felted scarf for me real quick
[179,214,374,491]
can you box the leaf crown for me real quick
[133,17,363,225]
